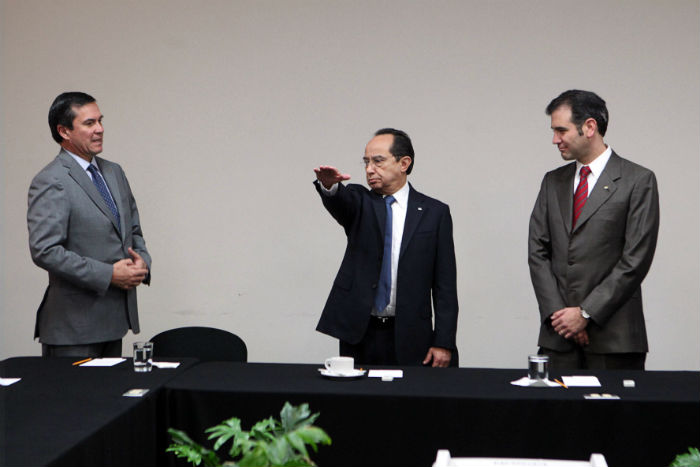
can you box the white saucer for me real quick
[318,368,366,378]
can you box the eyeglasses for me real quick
[362,156,390,168]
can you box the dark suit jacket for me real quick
[528,152,659,353]
[315,181,458,365]
[27,150,151,345]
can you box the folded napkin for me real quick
[510,376,561,387]
[152,361,180,369]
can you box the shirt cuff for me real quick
[319,182,338,196]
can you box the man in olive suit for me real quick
[529,90,659,370]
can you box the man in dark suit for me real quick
[314,128,458,367]
[27,92,151,358]
[528,90,659,370]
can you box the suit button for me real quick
[568,260,575,266]
[371,283,377,289]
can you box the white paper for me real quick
[123,388,150,397]
[562,376,602,387]
[1,377,21,386]
[584,393,620,400]
[368,369,404,378]
[80,358,126,367]
[510,376,561,387]
[152,361,180,369]
[434,456,601,466]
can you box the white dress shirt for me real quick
[381,181,409,316]
[319,181,410,317]
[66,150,118,204]
[574,145,612,196]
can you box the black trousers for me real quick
[42,339,122,358]
[340,318,459,367]
[340,318,398,366]
[539,347,646,370]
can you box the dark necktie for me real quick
[374,195,396,313]
[87,164,121,230]
[572,166,592,229]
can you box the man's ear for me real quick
[400,156,412,173]
[57,125,70,141]
[583,118,598,138]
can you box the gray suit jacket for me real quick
[27,150,151,345]
[528,152,659,353]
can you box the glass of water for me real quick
[528,354,549,381]
[133,341,154,372]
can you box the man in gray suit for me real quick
[27,92,151,358]
[529,90,659,370]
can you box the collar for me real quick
[577,145,612,177]
[64,149,100,172]
[384,181,410,207]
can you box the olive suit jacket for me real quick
[528,152,659,353]
[27,150,151,345]
[315,181,458,365]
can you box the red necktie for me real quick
[572,166,592,229]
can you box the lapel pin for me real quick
[604,186,609,190]
[417,207,423,211]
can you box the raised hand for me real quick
[313,165,351,189]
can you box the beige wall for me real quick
[1,0,698,369]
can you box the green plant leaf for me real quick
[206,417,243,451]
[169,428,199,446]
[279,459,313,467]
[167,428,221,467]
[285,432,310,459]
[279,402,319,432]
[250,417,278,442]
[238,443,270,467]
[267,437,293,465]
[670,447,700,467]
[229,430,252,458]
[294,426,332,452]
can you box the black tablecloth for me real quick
[162,363,700,467]
[0,356,195,467]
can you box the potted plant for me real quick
[167,402,331,467]
[670,447,700,467]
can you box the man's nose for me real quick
[552,133,560,144]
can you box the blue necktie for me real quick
[374,195,396,313]
[87,164,121,230]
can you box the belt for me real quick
[369,315,395,328]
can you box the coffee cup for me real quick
[324,356,354,374]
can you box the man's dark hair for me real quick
[374,128,415,174]
[48,92,97,143]
[545,90,609,137]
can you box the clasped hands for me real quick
[111,247,148,290]
[551,307,589,346]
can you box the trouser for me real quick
[539,347,646,370]
[42,339,122,358]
